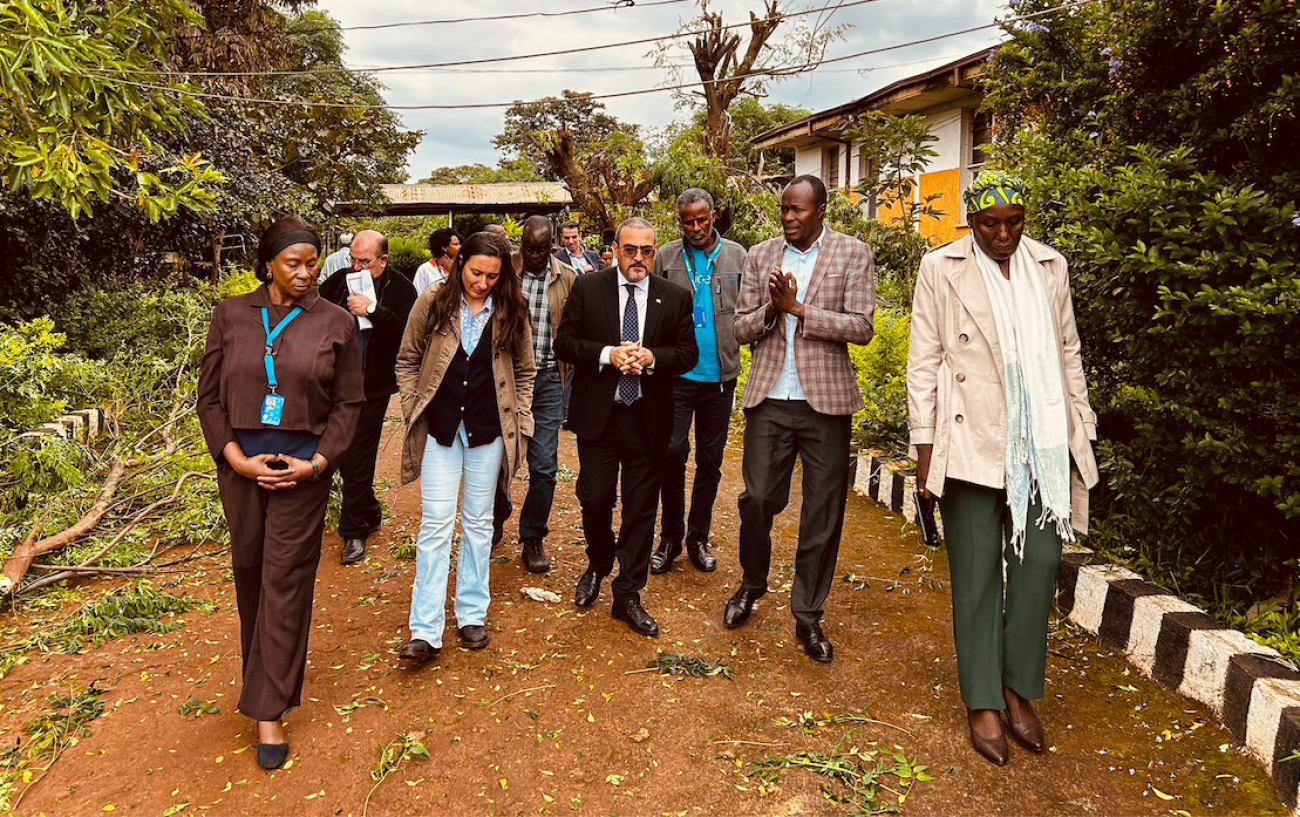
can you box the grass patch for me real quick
[0,581,214,679]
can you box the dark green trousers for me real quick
[940,479,1063,711]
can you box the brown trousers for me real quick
[217,463,331,721]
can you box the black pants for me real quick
[737,399,851,626]
[337,397,388,540]
[659,377,736,547]
[575,402,665,604]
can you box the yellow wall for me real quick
[870,168,968,246]
[918,168,965,245]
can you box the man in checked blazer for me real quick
[723,175,875,664]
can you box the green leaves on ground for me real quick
[0,682,107,812]
[747,745,930,815]
[645,652,732,679]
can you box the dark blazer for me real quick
[554,267,698,449]
[318,267,418,400]
[554,248,602,274]
[198,286,363,467]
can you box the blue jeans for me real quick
[520,368,564,541]
[408,434,504,647]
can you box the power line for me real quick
[111,0,892,78]
[185,0,691,38]
[95,2,1092,112]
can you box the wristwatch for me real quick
[365,300,377,315]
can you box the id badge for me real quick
[693,302,707,328]
[260,393,286,426]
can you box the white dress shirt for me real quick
[767,227,826,401]
[413,261,448,294]
[600,270,652,402]
[568,250,593,273]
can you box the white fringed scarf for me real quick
[973,241,1075,560]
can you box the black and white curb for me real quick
[854,450,1300,811]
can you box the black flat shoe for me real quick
[257,742,289,770]
[398,638,440,664]
[574,567,607,607]
[795,621,834,664]
[723,586,765,628]
[649,541,680,574]
[340,537,367,565]
[611,595,659,637]
[686,540,717,572]
[459,624,490,650]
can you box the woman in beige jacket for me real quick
[907,171,1099,766]
[394,231,535,664]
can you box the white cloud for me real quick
[314,0,1009,180]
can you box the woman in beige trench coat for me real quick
[907,171,1099,766]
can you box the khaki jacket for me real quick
[906,234,1099,532]
[395,285,536,486]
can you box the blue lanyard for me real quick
[261,306,302,392]
[683,239,724,294]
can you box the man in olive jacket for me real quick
[649,188,746,575]
[318,229,417,564]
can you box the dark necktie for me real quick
[618,283,639,405]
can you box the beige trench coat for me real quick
[906,234,1099,533]
[395,286,535,487]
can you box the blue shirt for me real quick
[767,228,825,401]
[682,243,723,383]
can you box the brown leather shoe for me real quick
[967,709,1009,766]
[398,638,440,664]
[1003,686,1045,753]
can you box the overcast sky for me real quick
[313,0,1012,181]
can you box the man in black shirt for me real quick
[318,229,418,564]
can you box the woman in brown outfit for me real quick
[197,216,363,769]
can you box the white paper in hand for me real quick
[344,271,376,330]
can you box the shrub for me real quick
[852,308,910,460]
[386,235,428,278]
[0,318,90,430]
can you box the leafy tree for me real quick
[0,0,224,220]
[495,92,651,232]
[654,0,845,165]
[983,0,1300,619]
[420,161,542,185]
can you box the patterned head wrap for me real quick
[963,170,1027,214]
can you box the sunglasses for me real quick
[620,245,656,259]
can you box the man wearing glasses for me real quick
[649,188,746,576]
[554,218,698,637]
[319,229,418,565]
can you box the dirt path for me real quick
[2,406,1287,816]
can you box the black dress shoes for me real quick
[723,586,765,628]
[611,595,659,637]
[795,621,834,663]
[1003,687,1045,753]
[459,625,490,650]
[257,742,289,770]
[649,541,681,574]
[522,539,550,573]
[340,538,366,565]
[968,709,1010,766]
[686,540,717,572]
[398,638,440,664]
[574,567,607,607]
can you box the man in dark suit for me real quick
[554,218,698,636]
[554,221,603,274]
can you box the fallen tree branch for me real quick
[0,460,129,596]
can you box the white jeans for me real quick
[408,434,504,647]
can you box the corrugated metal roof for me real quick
[380,182,573,207]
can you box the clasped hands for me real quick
[609,341,654,375]
[227,446,322,491]
[766,266,805,321]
